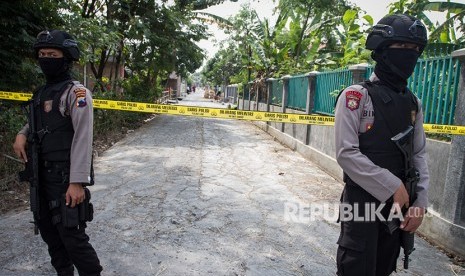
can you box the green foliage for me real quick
[201,41,242,87]
[0,0,62,91]
[92,82,155,145]
[0,102,27,179]
[338,9,373,66]
[93,109,149,140]
[1,0,230,182]
[200,0,464,88]
[423,1,465,45]
[120,77,161,102]
[389,0,465,46]
[201,0,374,85]
[191,0,239,10]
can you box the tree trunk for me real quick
[295,8,312,66]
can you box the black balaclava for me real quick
[373,46,420,92]
[38,56,72,84]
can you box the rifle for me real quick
[18,100,40,235]
[391,125,420,269]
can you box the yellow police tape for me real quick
[2,91,465,135]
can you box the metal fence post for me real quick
[255,83,260,111]
[441,49,465,224]
[349,63,369,84]
[238,84,245,110]
[305,71,319,114]
[248,82,252,111]
[281,75,291,132]
[305,71,319,145]
[266,78,274,113]
[265,78,275,127]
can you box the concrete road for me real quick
[0,91,463,275]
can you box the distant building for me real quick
[166,71,182,98]
[77,56,124,94]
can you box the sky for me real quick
[196,0,459,60]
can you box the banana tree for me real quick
[389,0,465,55]
[423,1,465,44]
[294,8,373,70]
[274,0,352,68]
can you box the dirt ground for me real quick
[0,175,28,214]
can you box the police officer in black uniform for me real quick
[13,30,102,276]
[334,14,430,275]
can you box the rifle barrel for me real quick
[2,154,23,163]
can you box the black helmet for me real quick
[366,14,427,53]
[33,30,80,61]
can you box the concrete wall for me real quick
[238,56,465,257]
[425,140,450,211]
[78,59,124,93]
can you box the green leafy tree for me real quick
[56,0,211,97]
[337,9,373,67]
[57,0,126,92]
[201,45,241,88]
[0,0,63,91]
[201,1,374,86]
[274,0,352,69]
[214,5,289,82]
[422,1,465,44]
[388,0,465,55]
[0,0,64,182]
[123,3,207,99]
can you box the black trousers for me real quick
[38,161,102,276]
[336,182,401,276]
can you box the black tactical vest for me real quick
[33,80,74,161]
[357,81,418,179]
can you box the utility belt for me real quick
[342,173,401,234]
[342,173,369,189]
[39,160,70,186]
[342,173,398,206]
[49,187,94,228]
[40,160,70,169]
[20,159,70,184]
[343,171,404,188]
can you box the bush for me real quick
[92,88,152,152]
[0,102,27,187]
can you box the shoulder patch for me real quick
[345,90,363,111]
[74,88,87,107]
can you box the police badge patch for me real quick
[74,88,87,107]
[345,91,363,111]
[411,110,417,124]
[43,100,53,113]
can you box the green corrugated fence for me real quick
[363,57,461,125]
[313,68,353,115]
[240,55,460,125]
[287,75,308,110]
[409,57,461,125]
[270,79,283,106]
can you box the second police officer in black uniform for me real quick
[13,30,103,276]
[334,14,430,275]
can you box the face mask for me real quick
[38,57,68,76]
[383,48,420,80]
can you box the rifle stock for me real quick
[391,125,419,269]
